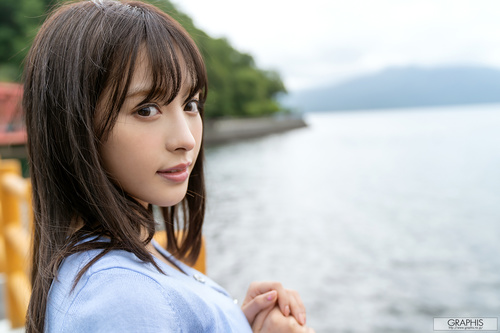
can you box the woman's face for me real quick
[99,52,203,207]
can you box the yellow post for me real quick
[0,159,31,328]
[153,230,206,274]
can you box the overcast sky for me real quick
[172,0,500,91]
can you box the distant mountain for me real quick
[285,66,500,112]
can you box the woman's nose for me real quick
[165,112,196,152]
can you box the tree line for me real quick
[0,0,288,118]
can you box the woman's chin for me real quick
[152,191,189,208]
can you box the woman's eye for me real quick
[185,100,200,113]
[136,105,160,117]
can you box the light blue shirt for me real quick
[45,239,252,332]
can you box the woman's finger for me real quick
[243,281,291,317]
[241,290,277,325]
[243,281,308,325]
[253,306,314,333]
[287,289,307,325]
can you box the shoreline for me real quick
[203,115,307,146]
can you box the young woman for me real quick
[23,0,314,332]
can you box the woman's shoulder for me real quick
[55,246,159,287]
[46,248,184,332]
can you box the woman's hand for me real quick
[241,281,307,327]
[252,306,316,333]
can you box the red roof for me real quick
[0,83,27,145]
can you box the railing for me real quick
[0,159,31,328]
[0,158,206,329]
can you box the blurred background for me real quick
[1,0,500,332]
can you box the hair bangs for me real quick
[141,9,208,108]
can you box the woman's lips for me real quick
[157,163,191,183]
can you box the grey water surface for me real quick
[203,104,500,333]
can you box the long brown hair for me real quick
[23,1,207,332]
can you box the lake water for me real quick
[203,104,500,333]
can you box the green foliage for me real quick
[0,0,48,80]
[0,0,288,118]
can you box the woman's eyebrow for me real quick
[126,86,151,98]
[125,84,200,103]
[183,88,201,99]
